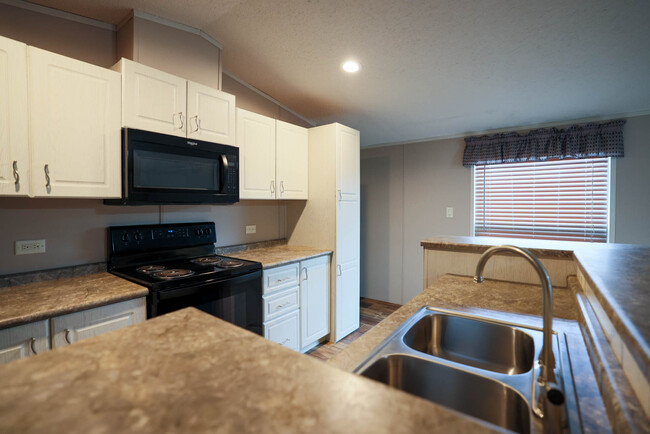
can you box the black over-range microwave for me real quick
[105,129,239,205]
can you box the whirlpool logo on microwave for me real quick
[187,141,199,146]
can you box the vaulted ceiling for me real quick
[28,0,650,146]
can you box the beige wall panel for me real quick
[132,16,220,89]
[423,250,576,289]
[0,3,116,68]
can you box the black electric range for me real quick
[108,222,263,335]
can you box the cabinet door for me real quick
[28,47,121,198]
[276,120,308,199]
[119,59,187,137]
[264,309,300,351]
[300,256,330,349]
[0,320,49,365]
[187,81,235,145]
[236,108,276,199]
[336,125,360,201]
[0,36,29,197]
[335,198,360,341]
[51,298,146,348]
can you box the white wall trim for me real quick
[0,0,115,30]
[363,109,650,149]
[131,10,223,50]
[608,157,616,243]
[223,69,316,127]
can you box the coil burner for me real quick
[154,269,195,279]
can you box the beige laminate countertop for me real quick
[0,273,147,330]
[420,236,650,381]
[226,244,332,268]
[0,307,504,434]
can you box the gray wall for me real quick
[0,4,309,276]
[360,114,650,304]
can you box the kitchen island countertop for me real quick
[0,307,504,434]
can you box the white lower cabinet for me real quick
[0,320,49,365]
[0,297,146,365]
[51,298,146,348]
[262,255,330,352]
[300,256,330,349]
[264,309,300,352]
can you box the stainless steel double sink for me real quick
[353,307,581,433]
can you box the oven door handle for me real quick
[219,154,228,193]
[154,270,261,301]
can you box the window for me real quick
[473,157,611,243]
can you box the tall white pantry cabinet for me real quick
[287,123,360,342]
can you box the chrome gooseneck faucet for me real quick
[473,245,556,385]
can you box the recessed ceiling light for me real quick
[342,60,360,73]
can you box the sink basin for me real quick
[402,313,535,374]
[361,354,531,434]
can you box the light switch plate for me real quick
[446,207,454,218]
[246,225,257,234]
[15,239,46,255]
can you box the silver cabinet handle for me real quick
[338,189,342,201]
[337,264,342,276]
[281,338,290,345]
[191,115,201,133]
[280,180,285,194]
[275,302,289,310]
[302,267,308,281]
[30,337,38,355]
[270,180,275,195]
[173,112,185,130]
[44,164,50,189]
[64,329,72,345]
[12,161,19,185]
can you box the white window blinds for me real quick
[474,157,610,243]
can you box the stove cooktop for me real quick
[111,254,261,290]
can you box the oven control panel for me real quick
[109,222,217,254]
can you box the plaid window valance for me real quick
[462,119,626,167]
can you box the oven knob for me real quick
[121,233,130,242]
[204,228,211,235]
[134,232,143,241]
[195,229,202,236]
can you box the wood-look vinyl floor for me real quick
[306,298,402,362]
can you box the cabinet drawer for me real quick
[263,263,300,294]
[0,320,50,365]
[264,309,299,352]
[264,286,299,321]
[51,297,146,348]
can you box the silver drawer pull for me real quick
[64,329,72,345]
[338,189,342,201]
[30,338,38,355]
[281,338,290,345]
[275,302,289,310]
[12,161,19,185]
[337,264,342,276]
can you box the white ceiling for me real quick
[28,0,650,146]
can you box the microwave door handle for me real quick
[219,155,228,192]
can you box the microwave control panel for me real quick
[224,155,238,194]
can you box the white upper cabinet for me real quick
[187,81,235,145]
[0,36,29,197]
[336,125,360,201]
[115,59,236,145]
[237,108,276,199]
[116,59,187,137]
[28,47,121,198]
[276,120,308,199]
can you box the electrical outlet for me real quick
[246,225,257,235]
[15,239,46,255]
[446,207,454,218]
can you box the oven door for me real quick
[150,270,263,336]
